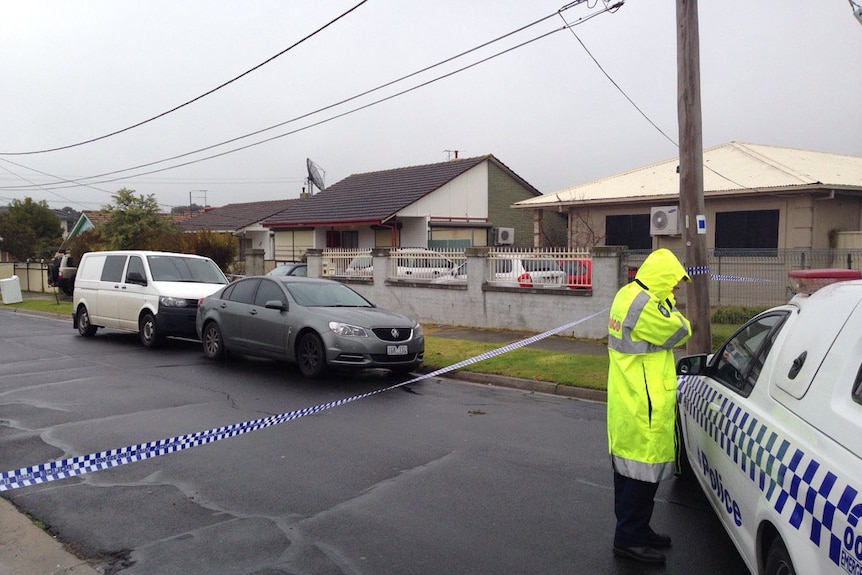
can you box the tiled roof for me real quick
[263,156,491,228]
[82,210,111,224]
[515,142,862,208]
[179,199,299,232]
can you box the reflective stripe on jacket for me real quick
[607,249,691,482]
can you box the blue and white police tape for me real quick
[685,265,775,283]
[0,309,608,492]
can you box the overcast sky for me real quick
[2,1,861,213]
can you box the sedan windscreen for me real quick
[285,282,372,307]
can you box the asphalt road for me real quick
[0,310,749,574]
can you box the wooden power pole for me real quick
[676,0,712,353]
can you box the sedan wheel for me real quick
[297,332,327,379]
[139,312,160,348]
[202,321,225,360]
[765,537,796,575]
[76,306,97,337]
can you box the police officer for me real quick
[607,248,691,563]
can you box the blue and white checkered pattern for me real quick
[684,265,774,283]
[678,375,862,568]
[0,309,608,492]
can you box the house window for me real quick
[341,231,358,249]
[605,214,651,249]
[715,210,778,255]
[326,231,341,248]
[326,230,359,249]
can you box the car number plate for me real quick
[387,345,408,356]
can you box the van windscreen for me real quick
[147,256,227,284]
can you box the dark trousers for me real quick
[613,471,660,548]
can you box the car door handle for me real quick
[249,309,258,315]
[708,402,722,414]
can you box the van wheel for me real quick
[76,306,97,337]
[202,321,225,360]
[139,313,161,348]
[765,537,796,575]
[297,332,327,379]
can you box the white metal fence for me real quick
[322,247,592,288]
[487,247,591,288]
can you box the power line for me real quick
[557,6,749,191]
[0,161,101,210]
[0,0,371,156]
[2,2,616,193]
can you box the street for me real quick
[0,311,748,574]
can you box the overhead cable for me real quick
[0,0,371,156]
[2,2,617,193]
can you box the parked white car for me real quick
[492,255,567,287]
[345,248,458,279]
[675,271,862,575]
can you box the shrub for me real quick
[710,306,769,325]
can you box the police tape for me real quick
[0,309,608,492]
[685,265,775,283]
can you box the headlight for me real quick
[413,322,423,337]
[329,322,368,337]
[160,296,189,308]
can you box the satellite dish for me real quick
[306,158,326,193]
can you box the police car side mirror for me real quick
[677,354,708,376]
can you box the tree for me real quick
[0,197,62,260]
[100,188,179,250]
[181,229,237,271]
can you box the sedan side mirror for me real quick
[265,300,288,312]
[677,354,708,376]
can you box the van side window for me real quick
[101,255,127,282]
[126,256,146,283]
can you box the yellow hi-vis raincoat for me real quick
[607,249,692,483]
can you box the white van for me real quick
[72,250,229,347]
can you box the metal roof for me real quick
[515,142,862,208]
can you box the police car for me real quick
[676,270,862,575]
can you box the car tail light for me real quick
[517,272,532,287]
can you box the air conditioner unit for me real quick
[494,227,515,245]
[649,206,680,236]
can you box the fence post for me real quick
[716,252,722,304]
[465,246,488,295]
[306,249,323,278]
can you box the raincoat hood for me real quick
[634,249,690,300]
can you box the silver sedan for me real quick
[196,276,424,378]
